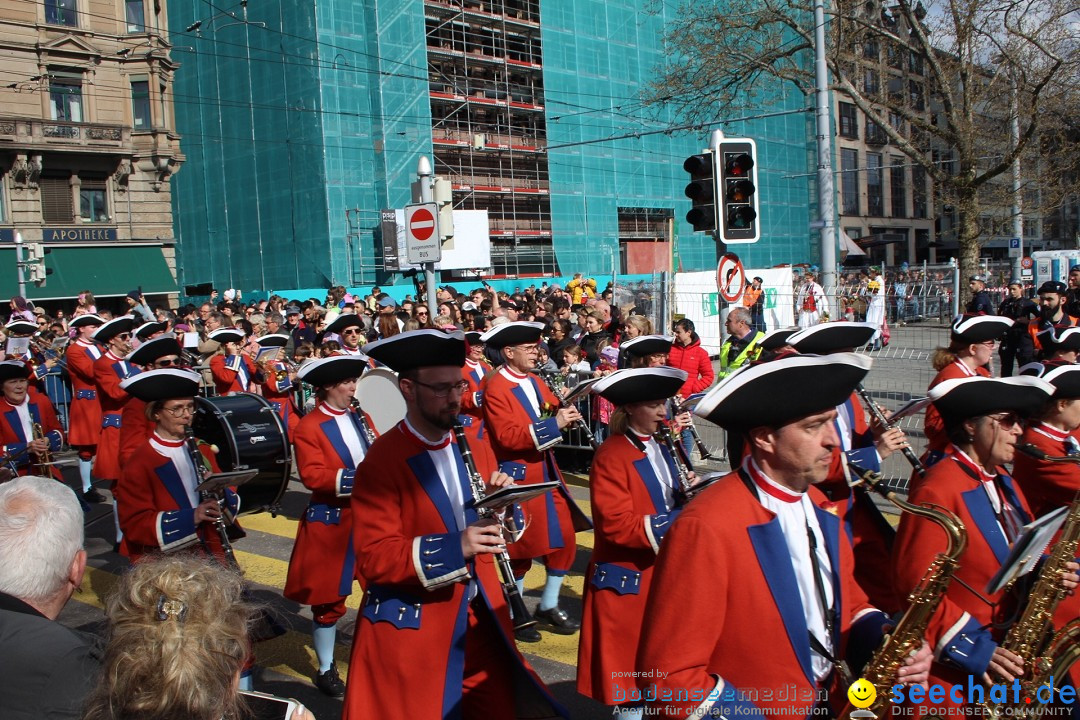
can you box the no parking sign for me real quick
[717,253,745,303]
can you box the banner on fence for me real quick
[675,267,795,355]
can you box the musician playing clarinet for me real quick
[345,329,566,720]
[0,360,63,479]
[114,368,235,563]
[283,355,373,697]
[577,366,696,717]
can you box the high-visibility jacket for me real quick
[717,331,764,379]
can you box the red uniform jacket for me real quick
[481,366,590,567]
[116,433,234,562]
[92,351,140,483]
[64,338,102,447]
[636,470,887,718]
[922,361,989,458]
[344,421,565,720]
[578,433,682,704]
[460,358,490,444]
[283,402,372,606]
[892,450,1032,695]
[210,354,259,395]
[0,389,64,478]
[119,397,153,466]
[260,361,299,443]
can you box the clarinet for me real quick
[534,370,599,450]
[350,398,377,445]
[185,427,237,567]
[452,422,538,632]
[854,383,926,477]
[669,395,715,461]
[654,425,695,498]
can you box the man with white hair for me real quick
[0,476,101,718]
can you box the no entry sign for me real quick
[405,202,441,264]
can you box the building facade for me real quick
[167,0,820,297]
[0,0,182,306]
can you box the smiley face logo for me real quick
[847,678,877,709]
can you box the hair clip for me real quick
[156,594,187,622]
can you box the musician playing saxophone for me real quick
[893,375,1078,712]
[0,360,63,479]
[347,329,566,720]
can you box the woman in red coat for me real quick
[118,335,186,466]
[576,366,691,709]
[208,328,260,396]
[64,314,105,502]
[283,355,373,697]
[920,315,1012,473]
[0,360,64,478]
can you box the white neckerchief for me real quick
[403,418,466,531]
[630,432,677,510]
[150,432,201,508]
[499,365,540,414]
[745,457,834,682]
[320,403,366,467]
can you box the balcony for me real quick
[0,117,131,153]
[488,217,552,237]
[432,127,545,152]
[453,175,549,194]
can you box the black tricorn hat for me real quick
[127,336,182,367]
[325,313,365,335]
[134,321,168,342]
[69,314,105,329]
[4,320,38,336]
[480,321,544,349]
[758,327,800,352]
[0,360,31,382]
[256,333,290,348]
[694,353,872,431]
[788,322,877,355]
[591,367,687,406]
[928,376,1053,423]
[1038,362,1080,399]
[92,316,136,344]
[364,329,466,372]
[209,328,245,345]
[620,335,674,358]
[950,314,1013,344]
[120,369,201,402]
[296,355,369,387]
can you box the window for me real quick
[865,118,887,144]
[912,165,927,218]
[863,38,879,60]
[125,0,145,32]
[908,51,924,75]
[0,179,6,224]
[159,80,168,128]
[886,43,903,69]
[839,102,858,138]
[49,71,83,122]
[841,149,860,216]
[888,111,904,135]
[909,80,925,111]
[44,0,77,26]
[890,157,906,218]
[131,79,151,129]
[40,175,73,223]
[863,68,879,95]
[867,152,883,216]
[79,176,109,223]
[1024,217,1039,239]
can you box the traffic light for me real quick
[433,176,454,241]
[25,242,52,285]
[683,152,719,234]
[718,138,760,244]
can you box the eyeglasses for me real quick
[512,344,540,354]
[161,404,196,417]
[986,412,1022,430]
[411,379,469,397]
[415,310,429,316]
[154,358,183,368]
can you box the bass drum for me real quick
[192,393,292,515]
[354,367,406,435]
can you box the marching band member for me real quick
[459,331,490,442]
[91,316,139,490]
[325,314,367,356]
[65,314,106,503]
[637,353,931,718]
[208,328,259,395]
[283,355,373,697]
[119,335,186,465]
[921,315,1013,471]
[576,366,691,716]
[132,320,167,346]
[257,333,299,442]
[4,319,55,384]
[345,329,566,720]
[618,334,672,369]
[892,375,1077,708]
[1013,362,1080,518]
[481,321,591,642]
[0,360,63,478]
[114,368,236,564]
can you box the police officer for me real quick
[965,274,994,315]
[997,280,1038,376]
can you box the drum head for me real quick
[355,367,406,435]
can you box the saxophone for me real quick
[986,445,1080,716]
[839,464,968,720]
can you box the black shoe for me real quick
[533,606,580,635]
[514,625,542,643]
[314,666,345,697]
[83,488,107,503]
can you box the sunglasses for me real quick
[342,329,362,335]
[155,358,184,368]
[116,333,131,341]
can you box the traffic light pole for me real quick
[14,231,26,299]
[813,0,838,308]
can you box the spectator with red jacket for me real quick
[668,318,715,458]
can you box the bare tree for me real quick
[650,0,1079,295]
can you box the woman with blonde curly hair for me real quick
[82,554,314,720]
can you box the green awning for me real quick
[1,245,178,301]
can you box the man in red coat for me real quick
[256,334,299,442]
[637,353,931,718]
[208,328,260,395]
[346,329,567,720]
[0,360,63,478]
[283,354,372,697]
[64,314,106,503]
[481,321,591,642]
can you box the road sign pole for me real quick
[417,157,438,315]
[14,231,25,299]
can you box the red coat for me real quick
[92,351,140,483]
[578,433,682,704]
[892,450,1032,697]
[210,354,259,395]
[116,433,233,562]
[0,389,64,478]
[922,361,989,457]
[461,358,490,420]
[344,422,565,720]
[260,361,299,442]
[667,336,714,397]
[64,338,102,447]
[119,397,153,466]
[636,470,887,718]
[481,366,590,567]
[283,402,372,606]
